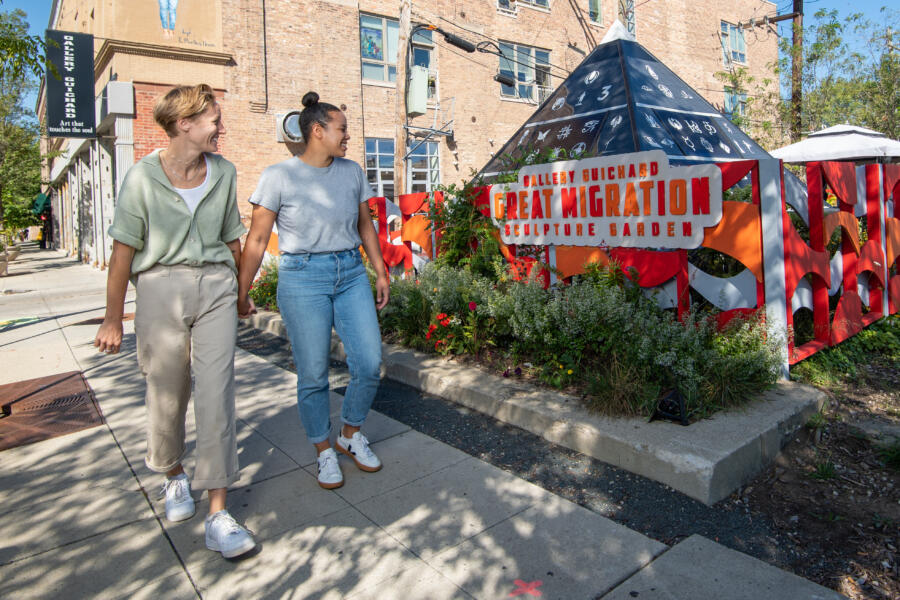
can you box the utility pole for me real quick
[394,1,411,202]
[791,0,803,141]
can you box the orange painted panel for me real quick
[831,290,863,344]
[858,239,886,286]
[889,274,900,314]
[265,232,279,256]
[701,201,763,281]
[401,214,433,256]
[886,217,900,267]
[823,211,860,253]
[555,246,609,278]
[783,220,831,302]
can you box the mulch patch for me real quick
[0,371,104,452]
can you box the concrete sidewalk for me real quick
[0,247,846,599]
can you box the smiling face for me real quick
[183,102,225,153]
[313,109,349,158]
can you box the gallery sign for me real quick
[490,150,723,249]
[45,30,95,138]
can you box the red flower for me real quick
[434,340,443,349]
[440,319,450,327]
[468,301,477,311]
[428,323,438,332]
[436,313,447,320]
[426,331,432,340]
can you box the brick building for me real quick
[39,0,778,266]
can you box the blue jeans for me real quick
[158,0,178,30]
[277,249,382,444]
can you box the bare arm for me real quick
[237,204,277,317]
[358,201,390,310]
[94,240,135,354]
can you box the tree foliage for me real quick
[0,6,42,240]
[716,6,900,148]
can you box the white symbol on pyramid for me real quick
[643,135,660,148]
[667,118,683,130]
[571,142,587,156]
[703,121,717,134]
[641,85,653,92]
[518,129,532,145]
[537,129,550,141]
[582,120,600,133]
[557,125,573,140]
[575,92,586,106]
[661,138,675,147]
[552,97,566,111]
[645,65,659,80]
[700,138,714,152]
[658,84,673,98]
[643,112,661,129]
[680,89,693,99]
[719,142,732,154]
[682,136,695,150]
[610,115,623,130]
[686,120,702,134]
[585,70,600,85]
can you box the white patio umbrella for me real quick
[771,124,900,163]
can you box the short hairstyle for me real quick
[153,83,217,137]
[299,91,341,141]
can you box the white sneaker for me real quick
[158,473,195,522]
[337,431,382,472]
[205,510,256,558]
[316,447,344,489]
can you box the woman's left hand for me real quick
[374,274,390,310]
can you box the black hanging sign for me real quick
[45,30,95,138]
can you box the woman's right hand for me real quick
[94,319,123,354]
[238,294,257,319]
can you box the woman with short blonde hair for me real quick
[95,83,255,558]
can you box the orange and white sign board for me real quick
[490,150,723,248]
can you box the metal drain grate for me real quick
[0,372,104,451]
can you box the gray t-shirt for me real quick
[249,156,375,254]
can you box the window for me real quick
[360,15,399,82]
[497,0,516,13]
[721,21,746,64]
[724,87,747,120]
[411,28,437,100]
[519,0,550,8]
[406,141,440,194]
[618,0,635,34]
[365,138,395,200]
[589,0,601,23]
[499,43,551,102]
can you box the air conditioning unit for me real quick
[275,110,303,143]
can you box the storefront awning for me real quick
[31,193,50,215]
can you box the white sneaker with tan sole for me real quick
[337,431,382,472]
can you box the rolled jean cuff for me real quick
[341,417,367,428]
[144,449,188,474]
[306,429,331,444]
[192,471,240,492]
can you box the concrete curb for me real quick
[246,310,825,505]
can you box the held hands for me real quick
[94,319,123,354]
[375,274,390,310]
[238,294,257,319]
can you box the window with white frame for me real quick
[724,87,747,120]
[411,27,437,100]
[499,42,551,102]
[497,0,516,13]
[589,0,601,23]
[406,141,440,194]
[721,21,746,64]
[360,14,399,82]
[519,0,550,8]
[618,0,635,34]
[365,138,395,200]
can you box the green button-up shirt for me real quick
[108,150,246,276]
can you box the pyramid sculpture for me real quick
[481,21,770,177]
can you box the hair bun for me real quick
[301,91,319,108]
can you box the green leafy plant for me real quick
[810,458,837,480]
[248,259,278,312]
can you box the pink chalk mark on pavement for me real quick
[509,579,543,597]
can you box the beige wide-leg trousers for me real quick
[135,263,239,490]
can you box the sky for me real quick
[2,0,895,109]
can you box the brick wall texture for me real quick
[49,0,779,220]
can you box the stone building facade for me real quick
[40,0,778,266]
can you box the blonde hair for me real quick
[153,83,217,137]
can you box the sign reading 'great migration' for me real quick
[489,150,723,249]
[45,30,95,138]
